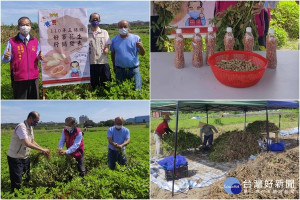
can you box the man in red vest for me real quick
[58,117,85,177]
[154,115,173,157]
[1,16,44,99]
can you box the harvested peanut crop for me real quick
[216,59,260,71]
[206,146,299,199]
[209,130,261,162]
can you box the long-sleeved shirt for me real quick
[1,33,41,63]
[58,129,82,154]
[200,124,218,139]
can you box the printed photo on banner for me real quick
[39,8,90,87]
[169,1,215,29]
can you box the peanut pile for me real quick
[216,59,260,71]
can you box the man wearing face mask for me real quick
[57,117,85,177]
[154,115,173,157]
[88,13,112,90]
[1,17,44,99]
[7,111,50,193]
[107,117,130,170]
[110,20,146,90]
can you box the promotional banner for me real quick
[169,1,215,30]
[39,8,90,87]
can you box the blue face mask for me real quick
[91,20,99,27]
[32,121,38,127]
[72,68,78,73]
[189,10,201,19]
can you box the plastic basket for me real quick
[208,50,268,88]
[165,163,188,181]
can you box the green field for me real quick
[1,25,150,99]
[1,124,150,199]
[150,110,299,155]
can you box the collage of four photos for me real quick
[0,0,299,199]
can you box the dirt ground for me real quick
[151,134,299,199]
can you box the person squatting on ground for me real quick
[107,117,130,170]
[110,20,146,90]
[7,111,50,193]
[199,122,218,147]
[57,117,86,177]
[154,115,173,157]
[88,13,112,90]
[1,17,44,99]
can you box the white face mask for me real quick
[66,126,72,132]
[115,125,123,130]
[119,28,128,36]
[20,26,31,35]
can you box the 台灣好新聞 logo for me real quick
[223,177,242,194]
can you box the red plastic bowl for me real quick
[208,50,268,88]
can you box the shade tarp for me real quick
[151,101,299,112]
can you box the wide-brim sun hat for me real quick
[198,122,206,128]
[163,115,171,120]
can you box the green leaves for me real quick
[209,1,259,51]
[1,125,149,199]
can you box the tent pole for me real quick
[244,109,247,131]
[206,106,208,124]
[266,107,270,152]
[297,110,299,145]
[172,101,179,197]
[279,114,281,130]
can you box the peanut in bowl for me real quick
[208,50,268,88]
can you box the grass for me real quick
[1,25,149,99]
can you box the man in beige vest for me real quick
[7,111,50,193]
[88,13,111,90]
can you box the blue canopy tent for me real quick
[151,100,299,196]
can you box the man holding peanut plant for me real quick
[57,117,85,177]
[7,111,50,193]
[107,117,130,170]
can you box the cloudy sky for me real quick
[1,100,150,123]
[1,0,150,25]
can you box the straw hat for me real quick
[198,122,206,128]
[163,115,171,120]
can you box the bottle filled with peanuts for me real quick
[174,29,185,69]
[224,27,234,51]
[205,27,215,64]
[243,27,254,52]
[192,28,203,68]
[266,29,277,69]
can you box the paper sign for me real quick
[39,8,90,87]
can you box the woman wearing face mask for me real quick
[110,20,146,90]
[7,111,50,193]
[154,115,173,157]
[57,117,85,177]
[1,17,44,99]
[107,117,130,170]
[88,13,112,90]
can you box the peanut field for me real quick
[1,124,150,199]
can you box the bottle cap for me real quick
[269,28,275,34]
[176,29,182,34]
[226,27,232,32]
[194,28,200,33]
[246,27,252,33]
[208,27,213,32]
